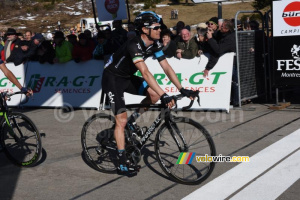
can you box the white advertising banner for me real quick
[273,0,300,37]
[1,63,27,106]
[96,0,127,21]
[124,53,235,112]
[24,60,104,108]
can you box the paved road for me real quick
[0,103,299,200]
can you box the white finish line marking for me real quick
[182,129,300,200]
[230,150,300,200]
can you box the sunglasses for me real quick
[147,25,161,30]
[207,23,215,26]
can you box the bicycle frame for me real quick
[127,105,187,152]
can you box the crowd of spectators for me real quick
[0,17,262,73]
[0,20,130,65]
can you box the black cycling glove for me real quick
[180,88,199,98]
[21,87,28,94]
[160,93,173,106]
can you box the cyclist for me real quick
[0,59,33,96]
[102,11,198,175]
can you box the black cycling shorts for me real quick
[102,69,149,115]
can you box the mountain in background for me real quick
[0,0,96,33]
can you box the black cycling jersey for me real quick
[104,36,166,78]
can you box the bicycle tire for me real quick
[155,117,216,185]
[0,112,42,167]
[81,113,118,173]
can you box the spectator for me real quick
[174,9,178,19]
[72,33,95,63]
[104,29,121,55]
[112,20,128,45]
[171,9,174,19]
[24,30,33,42]
[84,29,97,46]
[6,40,31,66]
[66,34,78,47]
[53,31,73,63]
[30,33,46,61]
[1,28,21,62]
[206,17,220,40]
[196,28,208,55]
[206,19,236,56]
[231,19,243,31]
[161,29,176,58]
[176,28,198,59]
[172,21,185,44]
[207,19,237,105]
[195,28,219,76]
[35,40,56,64]
[93,31,107,60]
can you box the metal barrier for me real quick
[234,10,267,107]
[264,9,273,101]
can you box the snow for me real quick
[156,4,169,7]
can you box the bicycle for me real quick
[0,91,42,167]
[81,94,216,185]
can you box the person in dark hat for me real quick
[53,31,72,63]
[0,28,21,63]
[29,33,51,62]
[206,17,221,40]
[72,33,95,63]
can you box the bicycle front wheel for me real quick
[81,113,117,173]
[155,117,216,185]
[1,112,42,167]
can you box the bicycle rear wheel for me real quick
[155,117,216,185]
[1,112,42,167]
[81,113,117,173]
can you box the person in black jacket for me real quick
[204,19,236,77]
[161,29,176,58]
[207,19,238,106]
[195,28,219,72]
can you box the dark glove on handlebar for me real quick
[21,87,28,94]
[160,93,173,106]
[180,88,199,98]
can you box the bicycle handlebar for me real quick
[1,91,30,105]
[172,92,200,111]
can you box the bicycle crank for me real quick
[125,145,141,165]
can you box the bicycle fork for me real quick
[4,114,24,143]
[165,118,188,153]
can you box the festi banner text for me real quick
[1,63,27,105]
[124,53,234,112]
[24,60,104,108]
[273,0,300,86]
[96,0,127,21]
